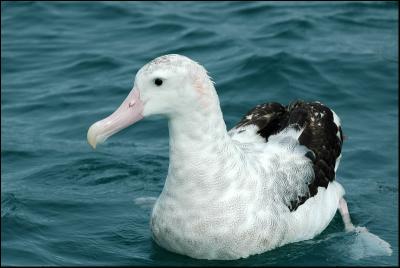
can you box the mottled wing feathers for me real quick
[288,101,343,187]
[234,102,289,139]
[286,100,343,210]
[232,100,344,211]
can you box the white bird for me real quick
[87,54,391,260]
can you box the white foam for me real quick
[348,226,393,260]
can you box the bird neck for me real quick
[163,95,243,197]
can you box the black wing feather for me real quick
[233,100,344,211]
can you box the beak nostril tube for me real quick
[87,88,143,149]
[129,100,136,108]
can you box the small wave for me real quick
[134,197,157,209]
[268,18,315,31]
[136,22,186,35]
[180,28,218,41]
[228,3,275,16]
[2,245,56,266]
[339,1,396,9]
[1,149,41,161]
[1,192,19,218]
[65,55,123,73]
[84,174,128,186]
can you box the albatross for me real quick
[87,54,392,260]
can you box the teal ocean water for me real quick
[1,1,398,266]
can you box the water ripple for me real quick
[2,1,398,266]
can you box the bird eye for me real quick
[154,78,163,86]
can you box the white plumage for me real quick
[150,115,344,260]
[87,54,392,260]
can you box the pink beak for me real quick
[87,87,144,149]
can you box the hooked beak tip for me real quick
[87,124,98,150]
[89,140,97,150]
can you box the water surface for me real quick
[1,1,398,266]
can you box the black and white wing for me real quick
[228,100,344,211]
